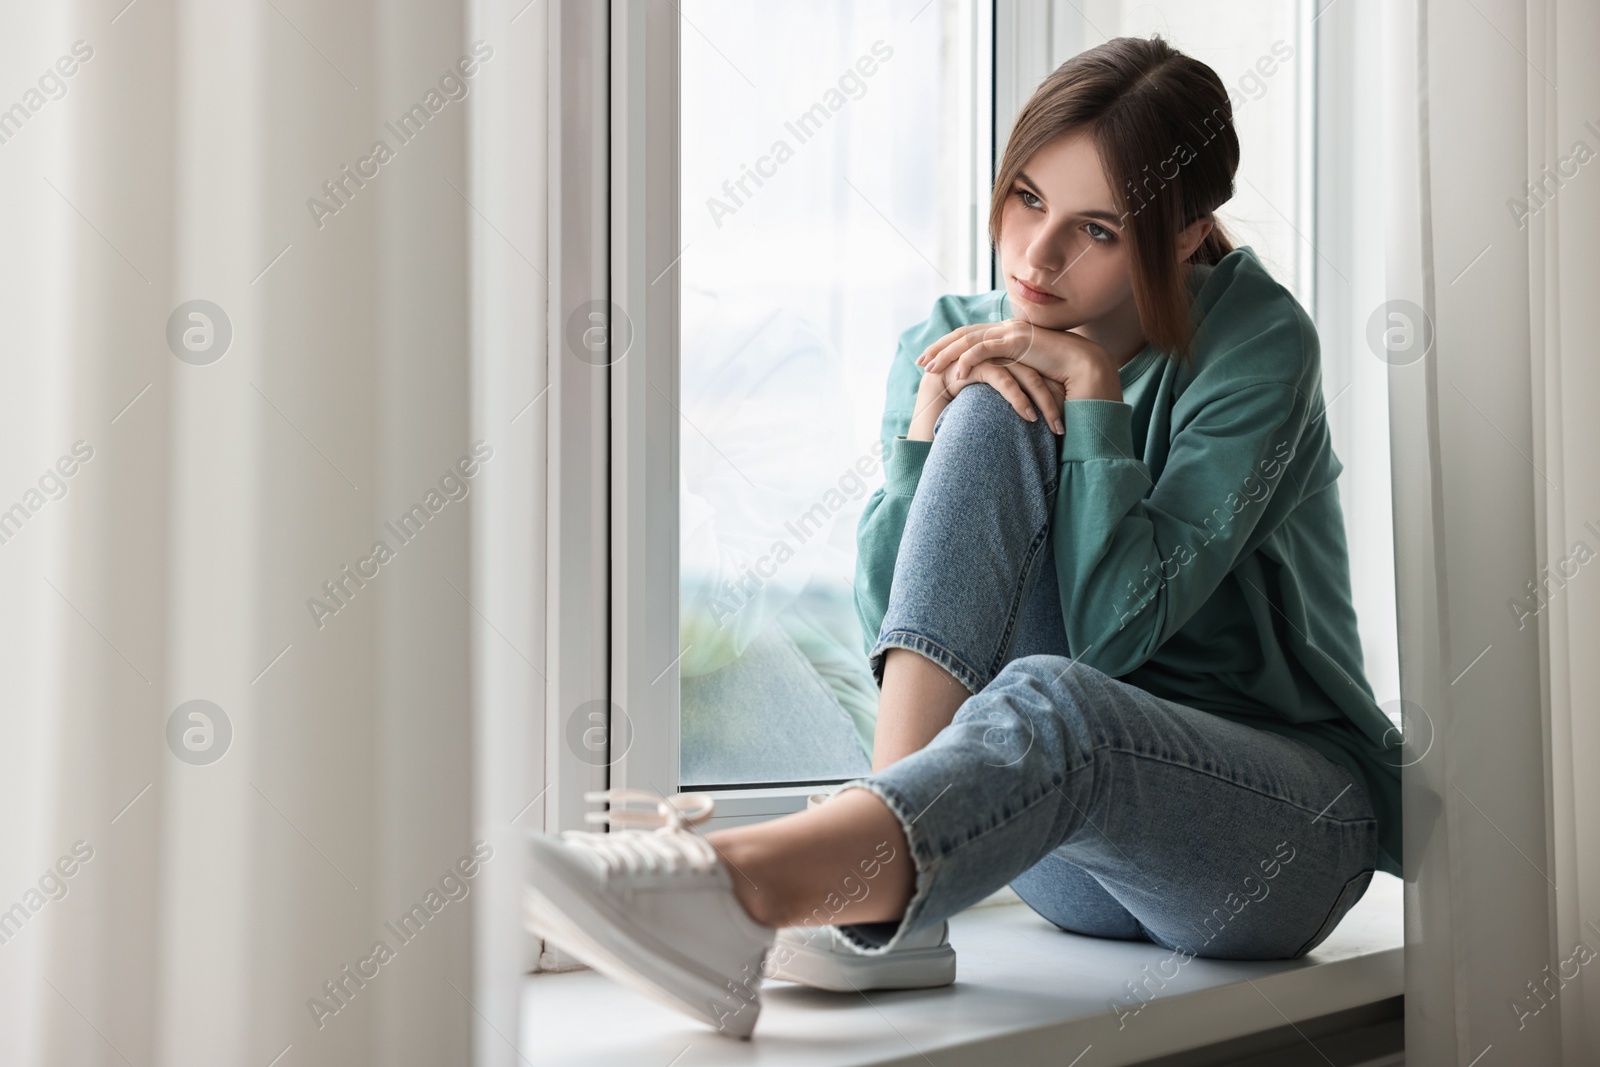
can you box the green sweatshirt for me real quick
[855,246,1402,878]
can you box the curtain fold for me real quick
[1534,0,1600,1060]
[1392,0,1600,1061]
[0,2,537,1065]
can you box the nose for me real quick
[1024,219,1068,278]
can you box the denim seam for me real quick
[986,518,1054,685]
[872,630,986,696]
[1289,866,1376,959]
[1095,745,1379,826]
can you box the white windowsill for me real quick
[523,871,1404,1066]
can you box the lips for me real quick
[1013,277,1062,304]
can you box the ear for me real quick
[1176,214,1215,261]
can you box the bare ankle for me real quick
[705,791,915,931]
[706,831,791,929]
[874,648,971,766]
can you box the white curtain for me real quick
[1389,0,1600,1062]
[0,2,541,1065]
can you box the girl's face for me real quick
[997,131,1137,331]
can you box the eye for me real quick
[1014,187,1043,210]
[1085,221,1116,243]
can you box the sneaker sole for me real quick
[524,835,768,1037]
[768,938,957,992]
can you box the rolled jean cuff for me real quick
[828,777,944,956]
[868,629,984,696]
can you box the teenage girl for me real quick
[524,35,1401,1039]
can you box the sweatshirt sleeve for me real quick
[1051,380,1311,678]
[852,435,932,655]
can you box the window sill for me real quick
[522,872,1404,1065]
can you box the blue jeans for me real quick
[836,383,1378,961]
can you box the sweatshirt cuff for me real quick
[884,436,932,495]
[1060,399,1135,462]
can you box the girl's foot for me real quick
[765,793,956,992]
[524,789,776,1038]
[768,918,956,991]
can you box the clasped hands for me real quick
[908,318,1122,439]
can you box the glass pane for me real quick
[678,0,993,787]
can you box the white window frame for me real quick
[546,0,611,830]
[608,0,682,803]
[528,0,612,978]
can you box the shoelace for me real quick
[560,788,722,876]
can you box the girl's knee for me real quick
[943,380,1012,420]
[996,653,1109,708]
[938,382,1054,443]
[978,654,1117,758]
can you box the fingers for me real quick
[932,321,1029,381]
[1037,371,1067,407]
[955,330,1017,382]
[975,363,1044,426]
[934,364,968,402]
[915,323,988,370]
[1009,364,1064,435]
[918,322,1011,374]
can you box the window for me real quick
[677,0,994,788]
[605,0,1399,808]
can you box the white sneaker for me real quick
[767,918,957,992]
[764,792,957,992]
[524,788,776,1038]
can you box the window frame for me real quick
[607,0,681,801]
[544,0,611,835]
[525,0,614,978]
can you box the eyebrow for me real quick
[1015,171,1125,228]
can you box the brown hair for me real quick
[989,36,1239,363]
